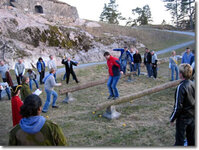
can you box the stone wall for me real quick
[10,0,79,22]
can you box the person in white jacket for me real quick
[47,55,57,82]
[15,59,25,85]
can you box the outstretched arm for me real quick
[113,48,124,52]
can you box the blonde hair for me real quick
[179,63,193,79]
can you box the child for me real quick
[11,85,23,126]
[170,63,195,146]
[27,69,39,90]
[20,76,32,101]
[0,82,11,100]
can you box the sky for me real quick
[59,0,173,25]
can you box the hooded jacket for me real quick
[9,116,67,146]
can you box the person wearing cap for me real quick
[15,59,25,85]
[20,76,32,101]
[9,94,67,146]
[62,56,79,84]
[151,51,158,79]
[47,55,57,82]
[37,57,46,84]
[11,85,23,126]
[42,68,62,113]
[113,46,134,74]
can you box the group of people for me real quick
[0,54,81,146]
[0,45,195,146]
[104,46,195,146]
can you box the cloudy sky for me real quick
[59,0,173,25]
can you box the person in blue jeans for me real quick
[0,82,11,100]
[169,51,180,81]
[144,48,152,77]
[133,50,142,76]
[104,52,123,100]
[113,46,133,74]
[42,69,62,113]
[27,69,39,91]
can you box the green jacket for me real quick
[20,83,32,101]
[9,120,67,146]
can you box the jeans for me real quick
[39,71,45,84]
[175,118,195,146]
[29,79,39,91]
[171,65,179,81]
[42,89,58,112]
[63,72,67,80]
[134,63,141,76]
[152,64,157,78]
[16,73,23,85]
[146,63,152,77]
[107,75,120,98]
[129,63,135,72]
[0,87,11,100]
[54,73,57,82]
[121,60,127,74]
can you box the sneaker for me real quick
[52,105,59,108]
[107,95,114,100]
[113,97,119,100]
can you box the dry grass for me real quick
[0,61,179,146]
[79,22,194,54]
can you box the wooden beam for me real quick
[59,57,170,94]
[95,80,182,112]
[59,72,136,94]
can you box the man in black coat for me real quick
[144,48,152,77]
[62,57,79,84]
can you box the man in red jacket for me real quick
[104,52,123,100]
[11,85,23,126]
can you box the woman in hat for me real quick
[11,85,23,126]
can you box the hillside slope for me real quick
[0,7,194,68]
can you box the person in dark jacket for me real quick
[113,46,134,74]
[104,52,123,100]
[144,48,152,77]
[170,63,195,146]
[151,51,158,79]
[37,57,46,84]
[133,50,142,76]
[62,57,79,84]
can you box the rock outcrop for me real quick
[0,5,144,69]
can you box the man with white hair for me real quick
[15,59,25,85]
[0,60,9,82]
[47,55,57,82]
[151,51,158,79]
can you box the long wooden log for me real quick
[95,79,182,112]
[59,71,136,94]
[59,57,170,94]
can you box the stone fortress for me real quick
[0,0,79,22]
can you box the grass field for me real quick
[0,60,182,146]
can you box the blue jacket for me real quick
[37,61,46,72]
[190,55,195,65]
[113,49,134,62]
[181,52,193,64]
